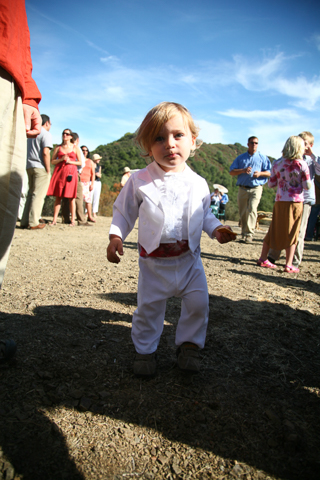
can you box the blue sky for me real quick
[26,0,320,158]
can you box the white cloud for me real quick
[197,120,225,144]
[274,76,320,109]
[233,53,285,91]
[218,108,301,121]
[103,86,126,102]
[312,34,320,52]
[228,53,320,110]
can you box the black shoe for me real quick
[0,339,17,364]
[267,256,276,265]
[176,343,200,372]
[133,352,157,376]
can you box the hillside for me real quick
[92,134,276,220]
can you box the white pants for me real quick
[92,181,101,214]
[0,68,26,287]
[132,249,209,354]
[18,170,29,221]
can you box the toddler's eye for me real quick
[155,136,164,142]
[175,133,184,138]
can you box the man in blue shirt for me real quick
[229,136,271,243]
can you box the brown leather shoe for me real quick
[29,224,46,230]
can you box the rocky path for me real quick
[0,217,319,480]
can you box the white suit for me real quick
[109,161,221,354]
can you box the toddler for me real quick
[107,102,235,376]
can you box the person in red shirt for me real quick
[0,0,42,362]
[0,0,42,288]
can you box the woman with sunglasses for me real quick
[47,129,82,226]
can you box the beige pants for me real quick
[237,185,263,237]
[0,68,26,287]
[20,168,50,227]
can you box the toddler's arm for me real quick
[107,235,124,264]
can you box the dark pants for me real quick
[61,174,86,224]
[306,204,320,240]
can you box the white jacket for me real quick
[110,162,221,254]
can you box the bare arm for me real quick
[42,147,51,174]
[51,146,62,165]
[89,161,95,191]
[252,170,271,178]
[229,167,252,176]
[23,104,41,138]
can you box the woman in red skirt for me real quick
[47,129,82,226]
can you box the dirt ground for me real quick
[0,216,319,480]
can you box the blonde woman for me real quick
[257,136,311,273]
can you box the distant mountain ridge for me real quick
[92,133,276,220]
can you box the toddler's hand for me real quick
[107,236,123,263]
[214,226,236,244]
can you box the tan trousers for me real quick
[20,167,50,227]
[0,68,26,287]
[237,185,263,237]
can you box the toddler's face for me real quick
[148,113,196,173]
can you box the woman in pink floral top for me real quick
[257,136,311,273]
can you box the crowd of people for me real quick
[210,187,229,218]
[229,132,320,273]
[19,127,103,229]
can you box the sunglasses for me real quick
[63,132,71,135]
[249,141,258,145]
[82,149,88,152]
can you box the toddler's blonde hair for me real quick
[136,102,201,157]
[282,136,305,160]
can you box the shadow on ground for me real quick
[0,295,319,479]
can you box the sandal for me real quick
[69,222,76,227]
[257,258,277,269]
[284,265,299,273]
[49,222,56,227]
